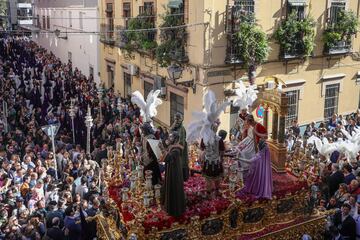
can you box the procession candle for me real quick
[154,184,161,199]
[237,168,243,183]
[230,164,237,176]
[122,187,129,202]
[229,175,237,191]
[145,175,153,191]
[143,192,150,207]
[130,175,137,191]
[137,165,144,179]
[223,163,229,177]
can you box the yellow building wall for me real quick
[99,0,360,133]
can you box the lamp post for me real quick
[97,87,103,122]
[41,123,60,179]
[85,105,93,155]
[68,99,76,144]
[167,62,183,84]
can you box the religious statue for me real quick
[170,113,189,181]
[140,122,161,185]
[230,108,249,141]
[130,90,163,185]
[186,90,230,197]
[161,132,186,217]
[242,140,273,199]
[237,115,268,167]
[200,120,225,197]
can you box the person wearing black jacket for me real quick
[45,217,65,240]
[327,163,345,197]
[333,203,356,240]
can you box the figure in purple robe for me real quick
[242,140,273,199]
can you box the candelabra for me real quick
[85,105,93,155]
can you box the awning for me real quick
[288,0,306,6]
[168,0,183,9]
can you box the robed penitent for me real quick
[162,144,186,217]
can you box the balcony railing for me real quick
[116,26,128,48]
[100,23,115,45]
[225,4,254,64]
[327,41,351,55]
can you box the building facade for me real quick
[0,0,33,31]
[32,0,100,83]
[99,0,360,131]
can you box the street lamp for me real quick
[167,62,183,83]
[167,63,197,94]
[85,105,94,155]
[97,87,104,122]
[41,123,60,179]
[68,99,76,144]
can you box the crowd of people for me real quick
[1,35,360,240]
[285,115,360,240]
[0,36,161,240]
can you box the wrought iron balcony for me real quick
[326,41,351,55]
[100,23,115,45]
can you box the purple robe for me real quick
[242,146,273,199]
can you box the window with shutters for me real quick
[329,1,346,25]
[144,81,154,99]
[285,90,300,128]
[124,72,132,97]
[324,83,340,119]
[287,0,305,20]
[46,16,50,29]
[42,16,45,29]
[170,93,184,125]
[123,2,131,28]
[225,0,255,64]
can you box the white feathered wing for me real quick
[232,80,258,110]
[131,90,163,122]
[186,90,230,145]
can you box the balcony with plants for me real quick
[100,23,115,45]
[119,10,157,58]
[225,12,269,85]
[274,12,316,60]
[155,10,188,68]
[323,10,359,55]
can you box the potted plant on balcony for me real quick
[274,12,316,59]
[323,10,359,55]
[156,10,188,67]
[120,12,157,58]
[233,14,269,85]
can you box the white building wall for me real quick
[32,0,100,84]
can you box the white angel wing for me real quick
[145,90,163,119]
[203,90,216,114]
[187,90,228,145]
[342,141,360,160]
[186,111,208,143]
[307,135,319,146]
[131,91,146,119]
[232,80,258,110]
[341,129,354,142]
